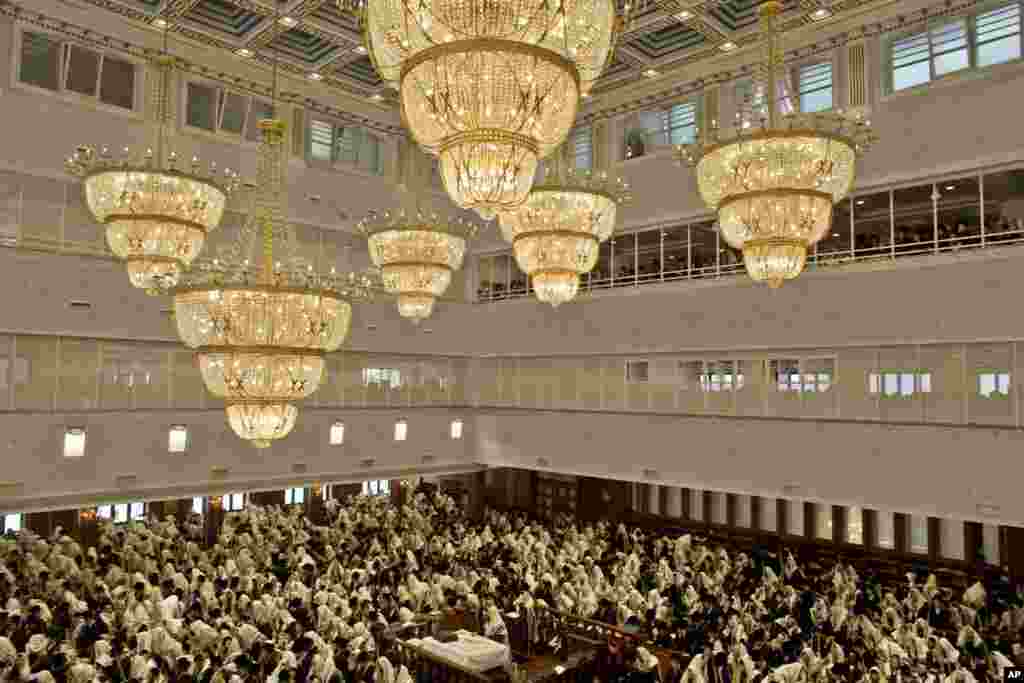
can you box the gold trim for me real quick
[693,128,859,162]
[439,128,540,156]
[82,168,235,197]
[360,223,478,240]
[529,185,621,204]
[743,237,809,249]
[104,214,210,234]
[123,255,186,265]
[718,187,834,212]
[224,399,300,407]
[196,347,328,358]
[172,284,352,300]
[531,268,583,278]
[511,230,602,247]
[381,261,454,272]
[400,39,581,93]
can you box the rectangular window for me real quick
[869,371,932,396]
[978,371,1011,397]
[797,62,833,112]
[976,2,1022,66]
[97,54,135,109]
[932,19,970,75]
[219,91,248,135]
[245,100,275,141]
[192,496,204,515]
[329,421,345,445]
[363,367,402,389]
[735,79,767,128]
[19,31,61,91]
[18,32,135,108]
[700,361,743,392]
[772,359,802,392]
[363,479,391,496]
[284,487,305,505]
[308,120,383,174]
[65,45,100,97]
[625,360,649,383]
[394,419,408,441]
[168,425,188,453]
[3,513,22,534]
[186,82,218,130]
[570,124,592,170]
[450,419,463,440]
[222,493,245,511]
[98,502,144,524]
[64,427,86,458]
[666,101,697,145]
[890,16,979,91]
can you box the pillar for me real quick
[777,499,789,537]
[864,509,878,549]
[833,506,847,545]
[804,502,817,540]
[928,517,942,560]
[680,488,691,521]
[308,483,326,526]
[648,484,660,516]
[894,513,909,554]
[726,494,738,528]
[205,496,224,548]
[965,522,983,565]
[77,509,99,550]
[666,487,683,518]
[751,496,762,531]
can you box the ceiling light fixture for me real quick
[354,45,368,54]
[856,199,866,205]
[151,17,169,29]
[720,41,737,51]
[810,8,831,21]
[278,16,297,27]
[679,1,876,288]
[370,93,384,101]
[236,48,254,58]
[357,0,633,219]
[945,184,955,190]
[308,72,323,81]
[674,10,693,21]
[66,29,237,294]
[642,68,660,78]
[499,147,630,307]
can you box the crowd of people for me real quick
[0,484,1020,683]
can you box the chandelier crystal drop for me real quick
[358,144,481,323]
[678,0,876,288]
[359,0,631,218]
[499,154,630,307]
[172,118,374,448]
[66,54,238,293]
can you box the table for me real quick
[406,630,511,674]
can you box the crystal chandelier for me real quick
[678,1,876,288]
[66,33,237,294]
[357,0,631,219]
[172,48,373,447]
[358,144,480,323]
[499,151,630,307]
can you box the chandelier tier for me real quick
[66,50,237,293]
[173,118,373,448]
[358,144,480,323]
[359,0,629,218]
[499,153,630,307]
[678,1,876,288]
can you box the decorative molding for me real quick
[847,41,867,108]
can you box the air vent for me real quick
[68,300,92,310]
[643,468,659,479]
[421,455,436,464]
[292,463,308,474]
[536,457,550,468]
[115,474,138,488]
[360,458,376,468]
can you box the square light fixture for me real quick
[450,419,463,440]
[308,72,323,81]
[151,17,169,29]
[720,41,737,52]
[329,421,345,445]
[354,45,368,54]
[674,10,693,21]
[169,425,188,453]
[64,427,86,458]
[642,68,660,78]
[235,48,253,58]
[278,16,298,28]
[394,419,408,442]
[810,8,832,21]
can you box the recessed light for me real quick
[832,232,839,237]
[674,10,693,21]
[642,68,660,78]
[720,41,737,52]
[810,8,831,21]
[235,48,253,58]
[151,17,169,29]
[278,16,297,28]
[308,72,323,81]
[370,93,384,101]
[856,199,866,205]
[354,45,368,54]
[945,184,955,191]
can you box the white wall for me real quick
[473,410,1022,527]
[0,408,475,513]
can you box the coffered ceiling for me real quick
[61,0,883,102]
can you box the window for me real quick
[888,3,1021,93]
[363,479,391,496]
[221,493,245,511]
[797,62,833,112]
[64,427,86,458]
[450,419,463,440]
[978,372,1011,397]
[185,82,273,138]
[363,367,402,389]
[245,100,275,141]
[97,502,145,523]
[910,514,929,554]
[625,360,649,383]
[168,425,188,453]
[284,487,306,505]
[191,496,204,515]
[771,359,802,392]
[394,419,408,441]
[570,125,592,170]
[666,101,698,145]
[700,361,744,392]
[3,513,22,534]
[18,31,136,109]
[330,421,345,445]
[306,118,383,174]
[869,371,932,396]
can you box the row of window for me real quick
[60,419,464,457]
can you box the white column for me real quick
[648,484,661,516]
[666,487,683,518]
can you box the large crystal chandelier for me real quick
[678,1,876,288]
[357,0,630,219]
[66,33,237,293]
[172,51,373,447]
[357,143,480,323]
[499,151,630,307]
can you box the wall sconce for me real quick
[78,508,97,523]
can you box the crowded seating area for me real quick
[0,483,1020,682]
